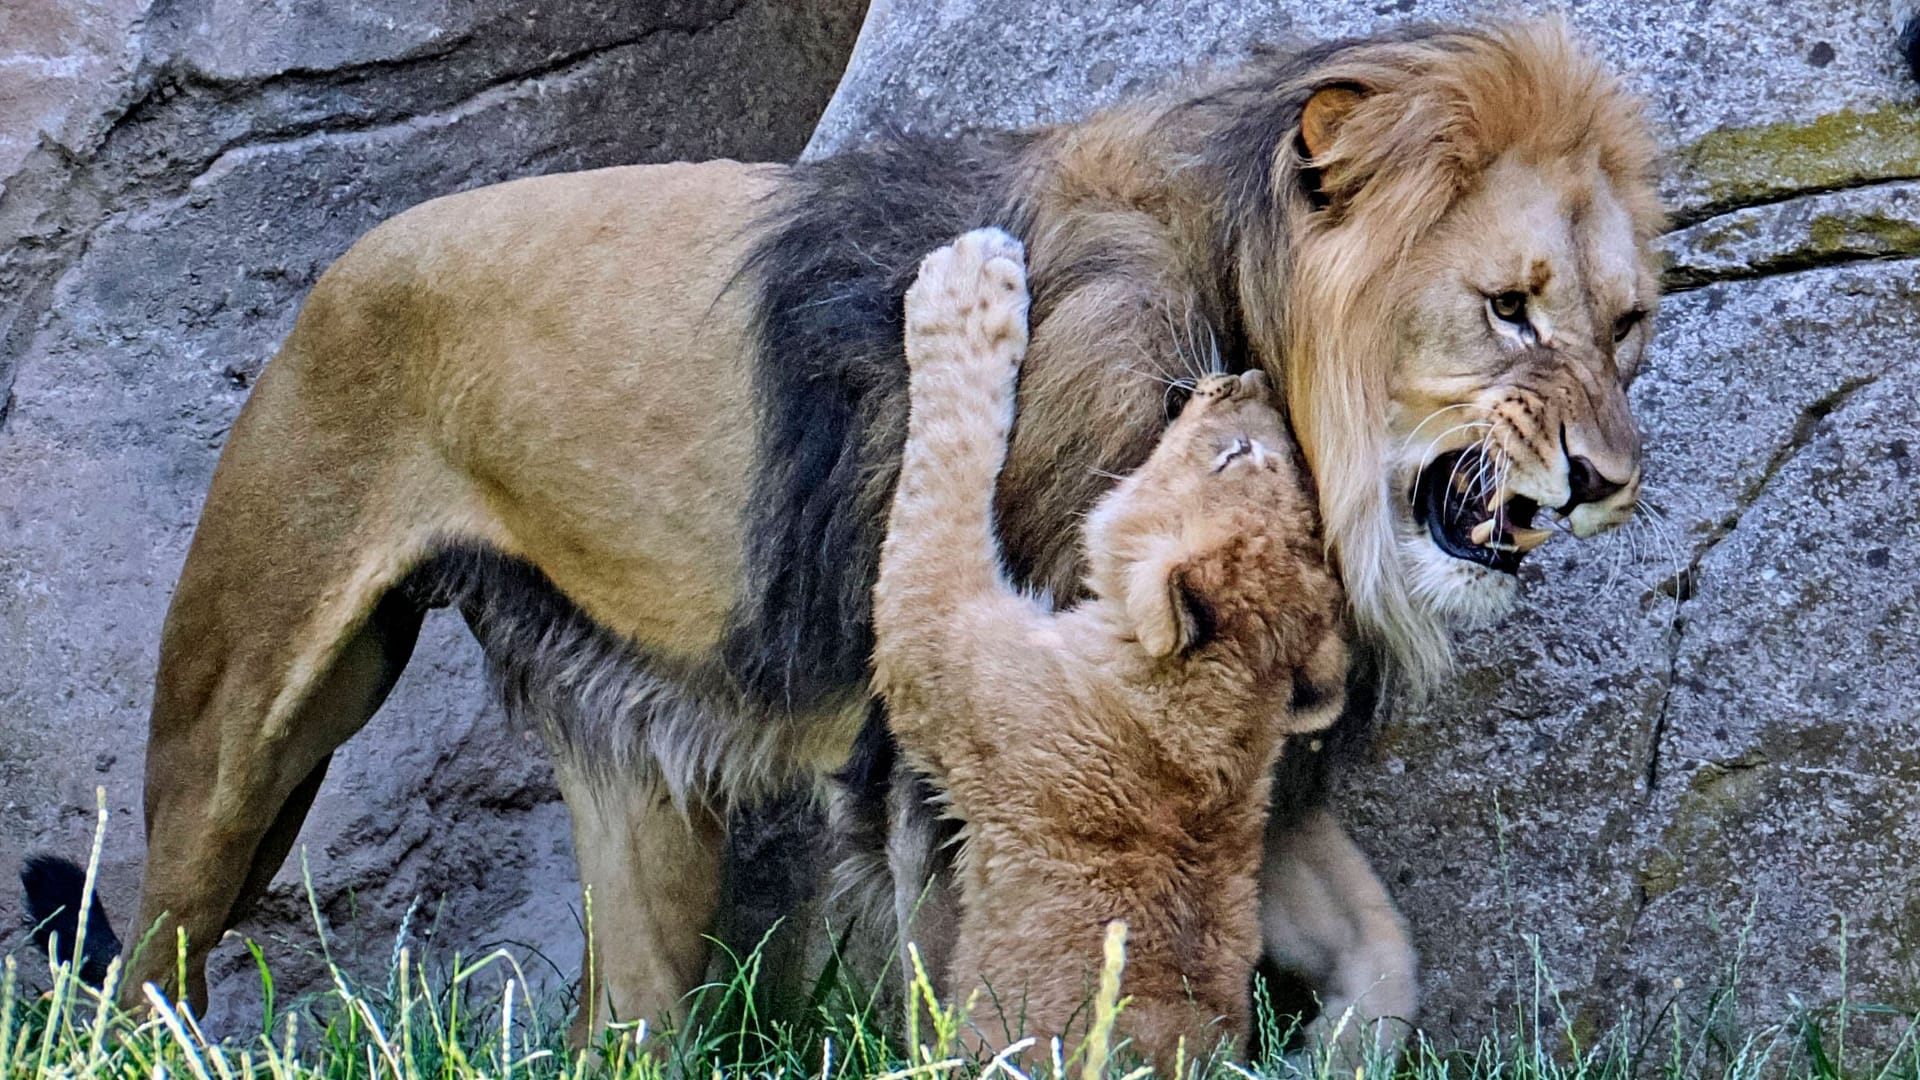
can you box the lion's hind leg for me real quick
[135,511,434,1013]
[130,282,479,1011]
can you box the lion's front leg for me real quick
[1259,807,1418,1062]
[554,761,725,1047]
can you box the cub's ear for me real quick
[1299,84,1366,161]
[1125,546,1218,658]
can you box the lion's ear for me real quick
[1299,84,1366,161]
[1125,548,1218,658]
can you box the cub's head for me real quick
[1213,19,1663,684]
[1084,371,1345,713]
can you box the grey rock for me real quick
[812,0,1920,1044]
[809,0,1920,213]
[0,0,863,1029]
[1613,262,1920,1033]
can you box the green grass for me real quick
[10,800,1919,1080]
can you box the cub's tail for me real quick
[20,855,122,985]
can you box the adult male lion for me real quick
[95,17,1658,1043]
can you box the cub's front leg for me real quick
[871,228,1031,728]
[893,225,1029,542]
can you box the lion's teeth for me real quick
[1487,488,1509,513]
[1469,519,1497,546]
[1510,526,1552,552]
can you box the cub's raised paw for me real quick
[903,228,1029,377]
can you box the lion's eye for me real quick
[1612,307,1646,343]
[1488,291,1529,325]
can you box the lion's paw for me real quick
[904,228,1029,380]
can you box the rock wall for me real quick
[812,0,1920,1044]
[0,0,864,1028]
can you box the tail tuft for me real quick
[20,854,122,985]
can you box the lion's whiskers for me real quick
[1413,420,1494,474]
[1163,308,1198,384]
[1406,401,1491,446]
[1163,300,1225,384]
[1633,499,1688,638]
[1117,363,1190,391]
[1598,527,1629,595]
[1455,428,1509,516]
[1566,488,1687,629]
[1115,361,1202,418]
[1489,431,1515,497]
[1442,427,1496,503]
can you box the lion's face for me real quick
[1384,152,1656,620]
[1266,24,1666,680]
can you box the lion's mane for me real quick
[730,22,1657,720]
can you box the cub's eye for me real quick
[1488,291,1529,326]
[1612,307,1647,343]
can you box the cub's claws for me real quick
[904,228,1031,373]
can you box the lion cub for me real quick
[872,229,1349,1067]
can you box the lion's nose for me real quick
[1562,454,1627,511]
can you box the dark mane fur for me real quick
[722,129,1039,710]
[717,33,1441,876]
[720,31,1436,717]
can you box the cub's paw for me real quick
[904,228,1029,378]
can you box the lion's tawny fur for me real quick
[872,231,1348,1066]
[116,18,1662,1050]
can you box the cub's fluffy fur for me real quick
[872,231,1347,1065]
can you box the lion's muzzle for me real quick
[1556,372,1642,539]
[1561,453,1640,538]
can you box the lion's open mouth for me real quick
[1413,449,1548,575]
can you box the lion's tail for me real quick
[20,854,122,986]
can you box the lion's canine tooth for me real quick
[1486,488,1509,513]
[1469,519,1497,546]
[1510,526,1552,552]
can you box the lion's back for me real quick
[235,158,791,648]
